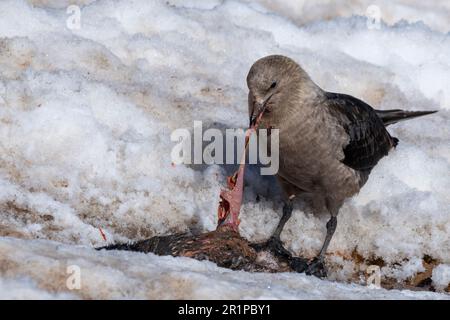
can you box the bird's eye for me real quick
[270,81,277,89]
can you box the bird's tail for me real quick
[375,109,438,126]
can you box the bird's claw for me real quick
[289,256,309,273]
[305,257,327,278]
[251,238,327,278]
[251,236,292,260]
[252,237,310,272]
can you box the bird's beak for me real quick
[249,107,257,127]
[249,93,273,127]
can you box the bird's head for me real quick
[246,55,313,127]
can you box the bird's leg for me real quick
[305,215,337,278]
[251,201,292,258]
[251,199,309,270]
[272,200,293,242]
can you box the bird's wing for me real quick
[323,92,397,173]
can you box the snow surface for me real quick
[0,0,449,299]
[0,237,448,299]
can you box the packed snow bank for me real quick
[0,0,449,298]
[250,0,450,34]
[1,237,448,299]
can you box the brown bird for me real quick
[247,55,437,277]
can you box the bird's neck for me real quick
[280,80,324,121]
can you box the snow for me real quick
[432,265,450,292]
[1,237,447,299]
[0,0,449,299]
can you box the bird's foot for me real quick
[305,256,327,278]
[251,237,309,271]
[251,236,292,260]
[289,256,309,273]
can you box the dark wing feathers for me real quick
[375,109,437,126]
[324,92,397,174]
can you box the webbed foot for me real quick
[251,237,309,272]
[305,256,327,278]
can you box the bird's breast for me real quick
[268,107,360,197]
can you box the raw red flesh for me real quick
[216,113,264,232]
